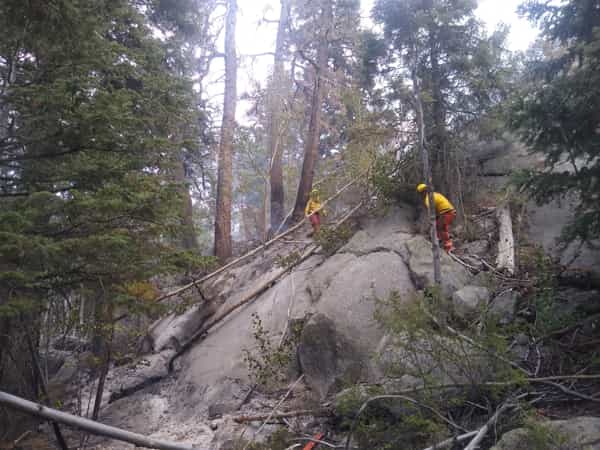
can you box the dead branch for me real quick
[156,176,363,303]
[464,400,515,450]
[240,375,307,450]
[168,200,364,372]
[0,391,197,450]
[234,408,332,424]
[538,381,600,403]
[421,430,478,450]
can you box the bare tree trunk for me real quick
[0,391,197,450]
[25,330,69,450]
[214,0,238,260]
[496,205,515,275]
[413,69,442,285]
[269,0,290,232]
[174,157,200,251]
[290,1,332,222]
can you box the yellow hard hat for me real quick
[416,183,427,193]
[310,188,319,196]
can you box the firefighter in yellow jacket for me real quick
[417,183,456,252]
[305,188,325,234]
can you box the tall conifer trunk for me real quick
[214,0,238,260]
[268,0,290,232]
[291,0,332,222]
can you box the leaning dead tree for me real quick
[0,391,198,450]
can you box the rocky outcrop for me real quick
[491,416,600,450]
[72,204,475,449]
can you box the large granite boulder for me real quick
[398,236,472,296]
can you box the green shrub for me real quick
[242,313,300,389]
[315,224,354,256]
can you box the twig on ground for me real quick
[241,375,305,450]
[538,381,600,403]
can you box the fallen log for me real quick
[156,177,363,304]
[496,205,515,275]
[463,400,516,450]
[168,202,364,372]
[0,391,198,450]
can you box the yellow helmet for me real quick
[416,183,427,193]
[310,188,319,196]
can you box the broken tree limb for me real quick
[463,398,520,450]
[420,430,478,450]
[156,176,363,304]
[234,409,331,424]
[0,391,198,450]
[168,201,364,372]
[496,205,515,275]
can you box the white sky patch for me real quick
[476,0,539,51]
[207,0,540,123]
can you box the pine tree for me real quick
[510,0,600,243]
[0,0,210,417]
[373,0,510,195]
[214,0,238,260]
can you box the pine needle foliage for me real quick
[510,0,600,244]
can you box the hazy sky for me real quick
[207,0,540,121]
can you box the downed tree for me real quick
[168,202,364,372]
[0,391,198,450]
[156,177,363,303]
[496,205,515,275]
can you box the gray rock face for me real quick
[452,286,491,318]
[526,194,600,277]
[491,416,600,450]
[84,203,476,447]
[298,314,362,398]
[149,303,216,353]
[399,236,472,296]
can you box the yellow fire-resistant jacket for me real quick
[424,192,455,215]
[305,198,322,216]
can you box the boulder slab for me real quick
[491,416,600,450]
[452,286,490,319]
